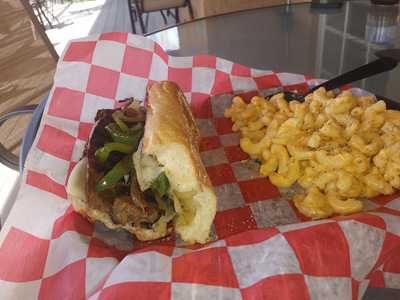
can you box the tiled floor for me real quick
[45,0,176,55]
[45,0,107,54]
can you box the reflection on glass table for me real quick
[148,0,400,101]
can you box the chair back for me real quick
[0,0,57,158]
[142,0,186,12]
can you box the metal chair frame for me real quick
[130,0,194,34]
[0,106,38,170]
[30,0,61,29]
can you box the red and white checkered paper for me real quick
[1,32,400,300]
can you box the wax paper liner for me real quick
[0,32,399,300]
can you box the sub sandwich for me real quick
[67,81,217,244]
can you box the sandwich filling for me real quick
[85,100,176,234]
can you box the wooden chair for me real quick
[0,0,58,170]
[131,0,194,34]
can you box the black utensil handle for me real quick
[310,57,398,92]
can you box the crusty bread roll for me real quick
[141,81,217,244]
[67,81,216,244]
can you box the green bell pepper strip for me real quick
[96,155,132,192]
[112,112,129,133]
[151,172,170,197]
[105,123,143,149]
[95,143,134,164]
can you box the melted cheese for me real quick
[133,147,162,191]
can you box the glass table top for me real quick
[148,0,400,101]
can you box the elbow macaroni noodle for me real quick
[225,87,400,219]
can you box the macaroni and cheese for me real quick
[225,88,400,219]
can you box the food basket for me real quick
[0,33,399,300]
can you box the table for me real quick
[149,0,400,100]
[151,5,400,299]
